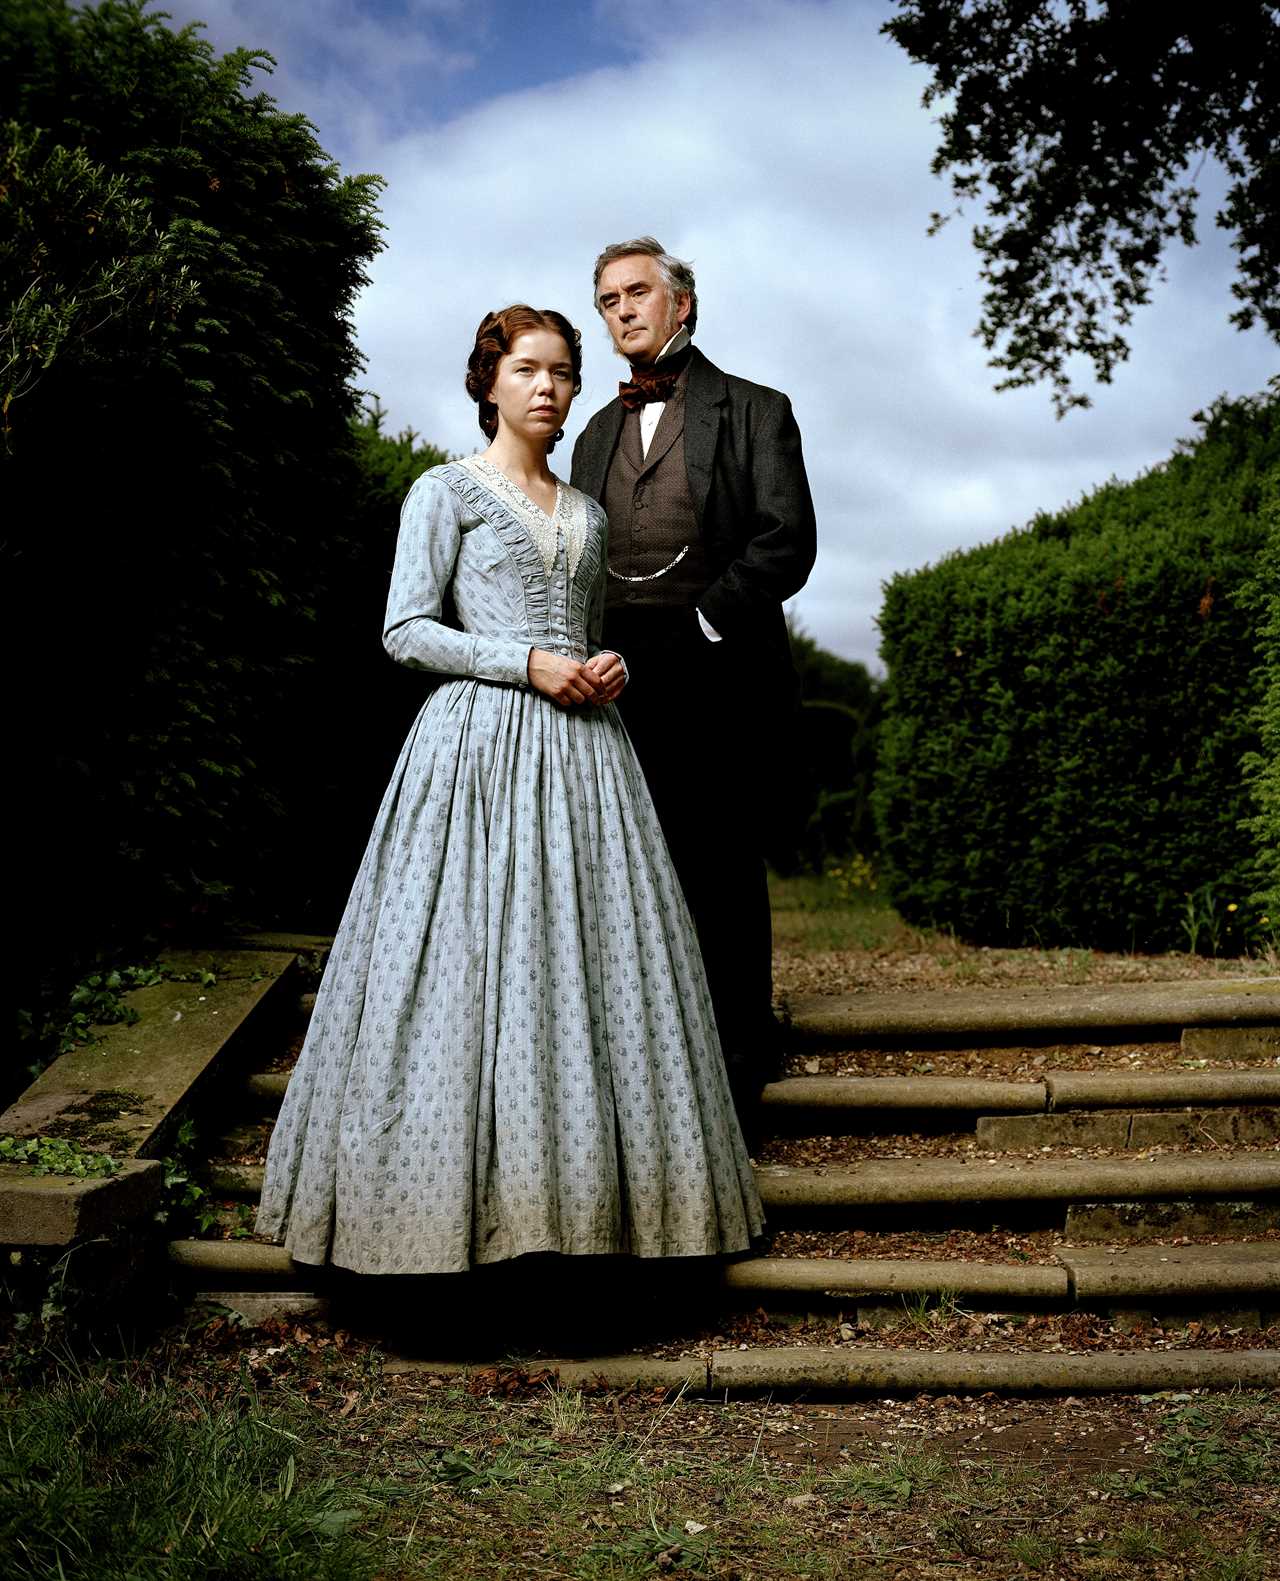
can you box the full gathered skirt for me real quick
[257,675,765,1274]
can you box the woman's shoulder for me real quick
[403,459,480,510]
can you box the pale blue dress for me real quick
[256,458,764,1274]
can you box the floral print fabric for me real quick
[256,462,764,1274]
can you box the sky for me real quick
[152,0,1277,668]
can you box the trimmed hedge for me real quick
[1241,473,1280,922]
[874,391,1280,951]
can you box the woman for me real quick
[257,306,764,1276]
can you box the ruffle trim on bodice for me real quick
[456,455,589,580]
[432,460,605,658]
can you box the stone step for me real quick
[245,1072,290,1106]
[1182,1025,1280,1060]
[0,950,299,1162]
[786,978,1280,1049]
[206,1162,265,1199]
[381,1347,1280,1396]
[169,1239,1279,1313]
[286,982,1280,1054]
[2,1159,162,1247]
[723,1255,1068,1303]
[205,1152,1280,1218]
[977,1106,1280,1150]
[239,1066,1280,1121]
[169,1238,304,1285]
[758,1153,1280,1213]
[1046,1071,1280,1108]
[1057,1242,1280,1302]
[1065,1198,1280,1241]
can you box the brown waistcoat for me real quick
[602,385,713,611]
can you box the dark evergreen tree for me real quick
[1,1,383,1067]
[774,629,883,872]
[884,2,1280,413]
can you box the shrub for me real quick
[771,627,882,872]
[2,2,382,1069]
[873,390,1280,950]
[1240,472,1280,923]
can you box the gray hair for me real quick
[592,236,698,333]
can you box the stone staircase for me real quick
[163,972,1280,1389]
[4,940,1274,1389]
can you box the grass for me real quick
[4,1323,1280,1579]
[765,868,1275,992]
[0,1373,394,1579]
[767,869,902,954]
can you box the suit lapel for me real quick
[620,408,645,470]
[682,347,726,529]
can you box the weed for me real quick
[1112,1521,1165,1560]
[1200,1544,1266,1581]
[588,1510,714,1576]
[434,1444,523,1493]
[1182,883,1277,957]
[156,1115,216,1233]
[824,1447,950,1509]
[824,853,878,901]
[0,1135,120,1178]
[1101,1395,1280,1507]
[542,1382,588,1440]
[1006,1531,1060,1569]
[898,1288,968,1331]
[228,1201,257,1238]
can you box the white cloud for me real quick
[155,0,1279,668]
[149,0,476,159]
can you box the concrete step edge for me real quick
[383,1346,1280,1394]
[203,1155,1280,1211]
[240,1068,1280,1117]
[169,1241,1279,1305]
[785,979,1280,1048]
[724,1256,1067,1300]
[206,1163,266,1198]
[0,950,300,1168]
[1047,1072,1280,1109]
[758,1155,1280,1208]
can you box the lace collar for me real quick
[458,454,588,580]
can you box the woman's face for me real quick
[489,329,575,444]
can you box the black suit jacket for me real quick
[570,346,816,693]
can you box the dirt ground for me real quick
[24,1311,1277,1580]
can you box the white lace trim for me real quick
[459,455,588,580]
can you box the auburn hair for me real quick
[465,305,583,445]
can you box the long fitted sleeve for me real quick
[383,473,533,686]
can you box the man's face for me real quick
[596,254,690,367]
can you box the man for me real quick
[571,236,816,1144]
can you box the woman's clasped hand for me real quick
[527,647,626,706]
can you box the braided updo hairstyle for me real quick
[465,305,583,451]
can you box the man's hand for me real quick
[583,650,627,705]
[528,649,608,706]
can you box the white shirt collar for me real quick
[653,326,690,365]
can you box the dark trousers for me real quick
[606,606,780,1121]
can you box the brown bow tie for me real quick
[618,344,691,410]
[618,366,681,410]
